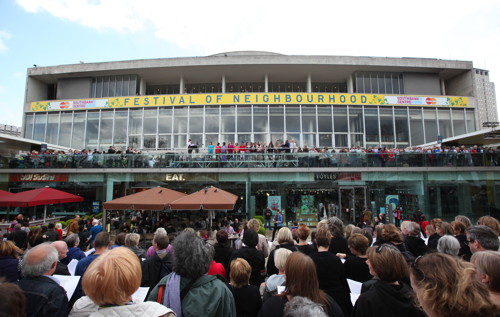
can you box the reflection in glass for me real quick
[33,114,47,142]
[205,107,220,133]
[158,108,172,134]
[351,134,364,147]
[335,134,348,148]
[302,106,316,133]
[173,107,188,134]
[394,108,409,146]
[285,106,300,132]
[438,109,452,139]
[158,135,171,149]
[129,136,140,149]
[129,109,143,135]
[221,106,235,133]
[333,107,348,132]
[59,112,72,147]
[466,110,476,133]
[409,108,424,146]
[114,110,128,148]
[237,106,252,132]
[253,106,268,133]
[205,134,219,147]
[143,135,156,149]
[24,114,34,140]
[318,106,332,132]
[364,107,379,146]
[85,111,100,149]
[174,134,187,149]
[72,112,86,149]
[319,134,332,148]
[424,109,438,143]
[143,108,157,134]
[303,134,315,148]
[379,108,394,145]
[254,134,267,145]
[100,110,114,148]
[269,106,284,133]
[237,134,251,144]
[189,107,203,133]
[452,109,466,135]
[46,113,59,145]
[349,107,363,133]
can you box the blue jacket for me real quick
[61,247,86,265]
[17,275,69,317]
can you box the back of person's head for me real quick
[216,229,229,245]
[21,243,58,278]
[0,240,22,257]
[430,218,443,229]
[454,215,472,228]
[93,231,111,249]
[65,234,79,248]
[348,233,370,255]
[153,234,169,250]
[284,252,329,313]
[451,220,466,235]
[283,296,328,317]
[274,248,292,271]
[405,221,421,237]
[92,219,99,226]
[315,228,332,248]
[344,224,355,239]
[477,216,500,236]
[382,224,403,243]
[229,258,252,288]
[326,217,344,238]
[82,247,140,306]
[297,224,311,241]
[173,232,210,279]
[48,223,55,230]
[205,243,215,262]
[410,252,497,317]
[242,228,258,248]
[154,227,167,236]
[247,219,260,232]
[437,235,460,256]
[436,221,454,236]
[125,233,140,247]
[400,220,411,234]
[360,228,373,244]
[0,278,26,317]
[276,227,294,244]
[366,244,408,283]
[471,250,500,294]
[114,232,126,246]
[466,225,499,251]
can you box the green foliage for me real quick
[252,216,266,235]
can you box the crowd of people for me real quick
[1,211,499,317]
[3,142,500,169]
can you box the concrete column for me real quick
[139,78,146,95]
[265,74,269,92]
[222,75,226,93]
[440,79,446,95]
[246,175,251,217]
[180,77,185,94]
[307,75,312,93]
[347,75,354,93]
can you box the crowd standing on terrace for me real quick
[2,141,500,168]
[1,208,499,317]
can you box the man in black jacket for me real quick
[141,234,173,297]
[17,243,69,317]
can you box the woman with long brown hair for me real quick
[258,252,343,317]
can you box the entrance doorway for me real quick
[339,187,367,224]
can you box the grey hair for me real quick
[21,243,58,278]
[284,296,328,317]
[205,243,215,261]
[125,233,140,247]
[154,227,167,235]
[65,234,80,247]
[437,235,460,256]
[406,222,422,237]
[173,232,210,279]
[466,225,499,251]
[326,216,345,238]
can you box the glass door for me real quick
[339,187,367,224]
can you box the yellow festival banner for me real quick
[31,93,469,112]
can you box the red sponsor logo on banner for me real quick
[338,173,361,181]
[9,174,69,182]
[425,97,436,105]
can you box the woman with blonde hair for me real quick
[261,248,292,301]
[266,227,297,277]
[0,240,22,282]
[229,258,262,316]
[471,250,500,303]
[77,247,174,316]
[247,218,269,258]
[410,252,498,317]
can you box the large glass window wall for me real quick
[24,105,473,151]
[91,75,138,98]
[227,82,265,93]
[354,72,404,94]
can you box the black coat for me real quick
[343,256,372,283]
[214,243,234,273]
[141,252,174,297]
[404,235,427,257]
[230,247,265,287]
[17,275,69,317]
[229,284,262,317]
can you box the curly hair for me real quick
[411,253,497,317]
[172,232,210,279]
[381,224,403,243]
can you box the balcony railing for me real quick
[1,151,499,169]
